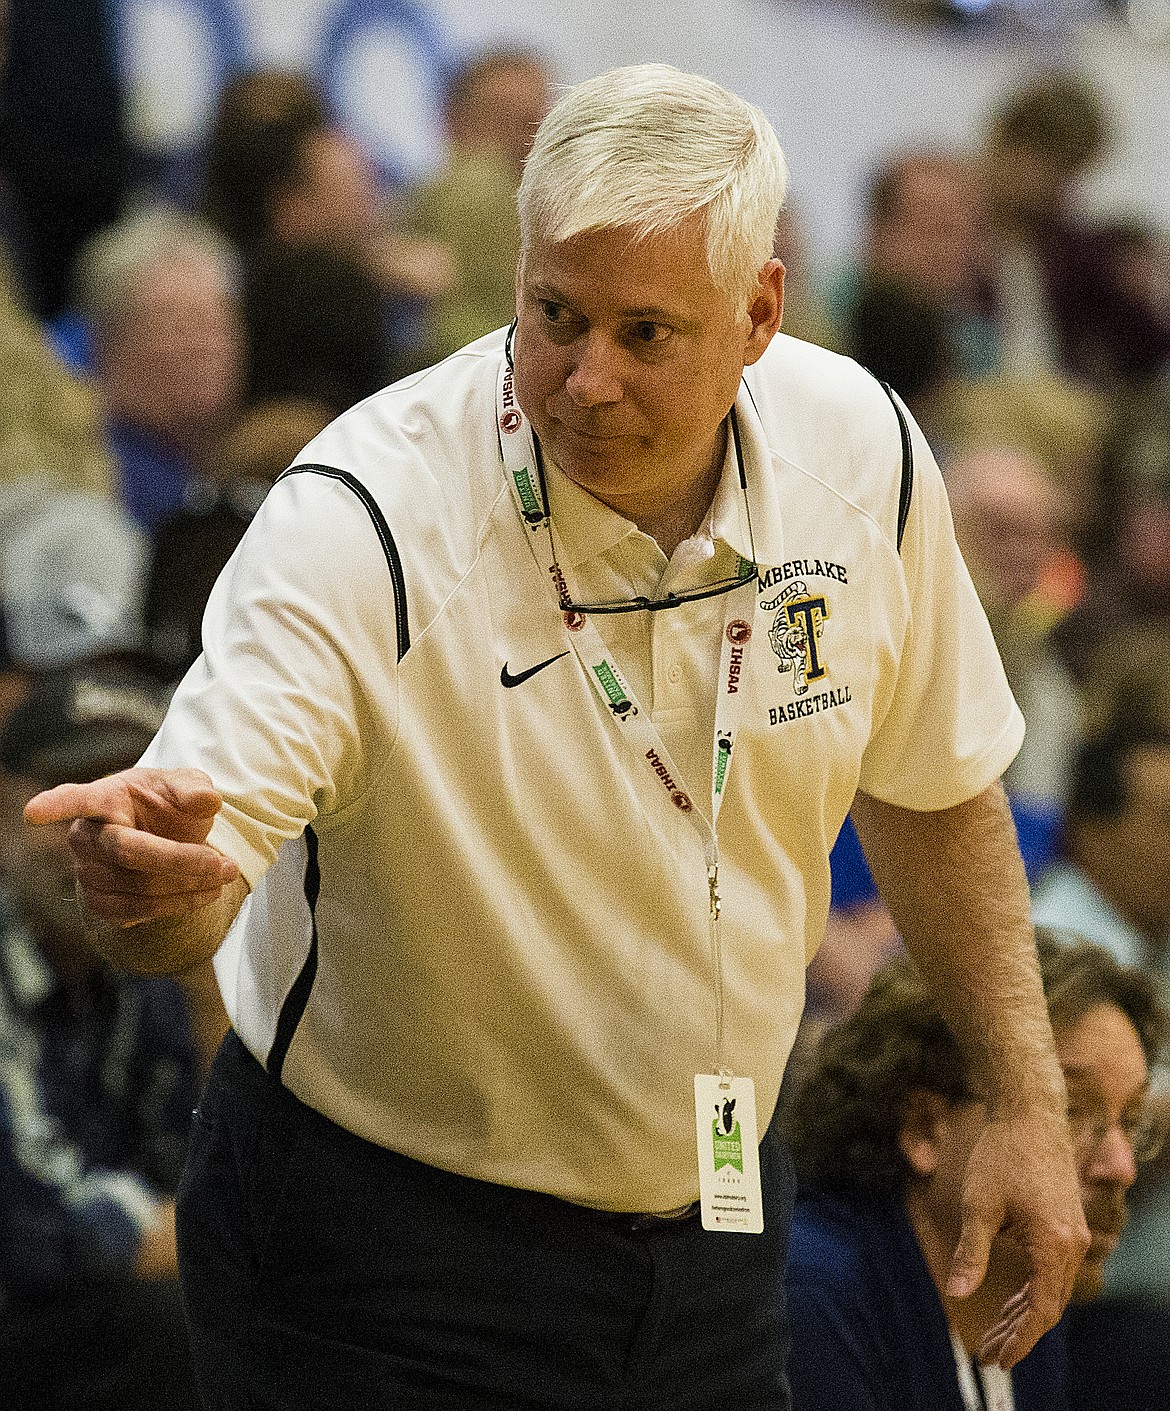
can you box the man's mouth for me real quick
[558,423,624,442]
[1084,1198,1126,1253]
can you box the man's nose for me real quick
[564,334,623,408]
[1084,1124,1139,1191]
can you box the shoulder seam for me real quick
[276,463,410,661]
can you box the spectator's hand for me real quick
[174,956,232,1080]
[24,766,240,938]
[947,1105,1089,1368]
[369,231,455,299]
[133,1200,179,1281]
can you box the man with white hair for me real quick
[75,206,243,532]
[27,66,1087,1408]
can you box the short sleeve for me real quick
[856,413,1023,810]
[141,472,404,887]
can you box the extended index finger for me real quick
[25,768,225,835]
[24,779,135,828]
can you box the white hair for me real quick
[518,64,788,315]
[73,204,240,337]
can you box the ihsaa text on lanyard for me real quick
[497,352,765,1233]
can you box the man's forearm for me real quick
[85,875,250,978]
[851,783,1065,1114]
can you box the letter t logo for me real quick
[784,597,829,682]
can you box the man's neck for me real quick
[608,424,728,560]
[633,495,714,561]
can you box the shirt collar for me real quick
[727,377,784,569]
[542,455,633,570]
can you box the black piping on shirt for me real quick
[874,380,914,553]
[266,827,320,1083]
[275,462,411,661]
[265,462,409,1081]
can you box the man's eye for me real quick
[1120,1107,1148,1140]
[540,301,568,324]
[629,321,670,345]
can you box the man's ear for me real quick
[743,259,785,367]
[898,1089,951,1177]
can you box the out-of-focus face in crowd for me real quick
[905,997,1153,1305]
[1073,738,1170,948]
[98,252,242,449]
[865,154,990,306]
[946,447,1066,614]
[272,126,382,255]
[447,57,552,178]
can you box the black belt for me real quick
[579,1200,702,1233]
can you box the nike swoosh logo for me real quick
[500,651,569,688]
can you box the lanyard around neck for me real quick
[496,351,761,1072]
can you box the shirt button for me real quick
[667,663,682,683]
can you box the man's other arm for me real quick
[851,780,1089,1368]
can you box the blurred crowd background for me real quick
[2,0,1170,1407]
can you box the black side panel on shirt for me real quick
[266,827,320,1083]
[876,380,914,553]
[264,464,410,1078]
[275,462,411,661]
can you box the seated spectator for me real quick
[0,492,155,901]
[202,69,374,266]
[945,444,1079,810]
[934,369,1110,549]
[141,397,333,677]
[1031,701,1170,1346]
[200,67,448,371]
[823,150,999,380]
[404,47,551,363]
[0,478,146,670]
[1075,622,1170,745]
[0,277,147,673]
[245,241,392,413]
[72,206,243,534]
[0,244,113,497]
[981,72,1170,389]
[0,657,229,1408]
[1054,385,1170,685]
[1033,702,1170,987]
[846,279,954,441]
[784,931,1166,1411]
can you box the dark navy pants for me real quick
[177,1031,794,1410]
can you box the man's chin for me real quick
[1071,1252,1108,1304]
[552,427,629,469]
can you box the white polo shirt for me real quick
[145,328,1022,1212]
